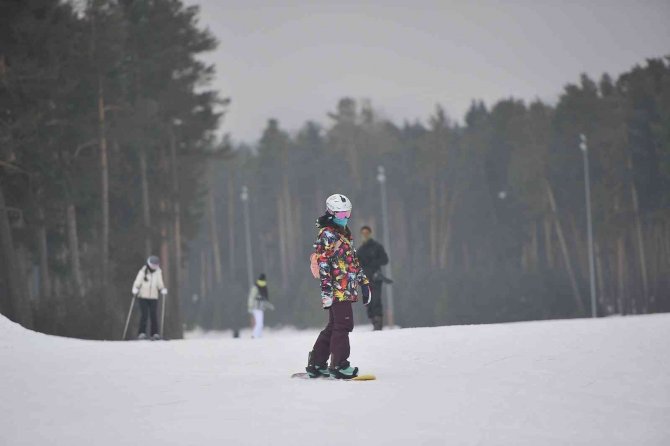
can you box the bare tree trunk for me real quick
[169,126,182,286]
[650,219,669,309]
[278,133,294,277]
[160,201,170,286]
[97,76,109,289]
[15,244,31,298]
[395,208,408,274]
[169,131,185,339]
[0,185,33,327]
[277,193,289,287]
[546,181,585,315]
[158,198,182,338]
[428,177,437,268]
[664,222,670,286]
[139,148,152,257]
[544,216,554,268]
[437,183,448,269]
[663,220,670,307]
[629,178,648,313]
[569,215,588,276]
[440,215,452,270]
[282,176,295,275]
[15,245,33,302]
[165,204,182,339]
[291,194,302,272]
[594,242,607,314]
[200,249,207,299]
[530,220,539,271]
[439,189,457,270]
[649,222,660,306]
[206,249,213,297]
[207,188,223,286]
[66,202,84,298]
[258,232,266,274]
[88,0,109,290]
[617,235,626,315]
[36,206,51,299]
[227,174,235,277]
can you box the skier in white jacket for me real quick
[247,273,273,338]
[132,256,167,340]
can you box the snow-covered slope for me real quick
[1,314,668,445]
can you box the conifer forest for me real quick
[2,0,669,339]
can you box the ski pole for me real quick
[122,294,137,340]
[160,293,166,339]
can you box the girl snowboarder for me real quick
[247,273,274,338]
[305,194,371,379]
[131,255,167,340]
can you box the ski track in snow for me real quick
[1,314,669,446]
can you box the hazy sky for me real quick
[185,0,670,143]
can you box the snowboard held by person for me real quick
[131,255,167,340]
[305,194,371,379]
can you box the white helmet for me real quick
[147,256,160,269]
[326,194,352,213]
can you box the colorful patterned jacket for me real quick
[314,223,370,302]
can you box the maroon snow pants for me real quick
[312,301,354,367]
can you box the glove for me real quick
[361,284,372,306]
[160,288,168,296]
[132,287,139,296]
[321,294,333,309]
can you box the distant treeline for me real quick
[189,57,670,331]
[1,0,227,339]
[2,3,669,338]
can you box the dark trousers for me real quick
[312,301,354,367]
[138,298,159,336]
[366,281,383,330]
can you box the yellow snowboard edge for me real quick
[352,374,376,381]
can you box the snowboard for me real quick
[291,372,376,381]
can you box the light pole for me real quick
[240,185,254,287]
[580,134,597,318]
[377,165,394,327]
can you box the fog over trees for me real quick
[1,1,669,338]
[196,60,670,332]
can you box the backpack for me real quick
[309,253,320,279]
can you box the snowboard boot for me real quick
[137,333,148,340]
[305,351,329,378]
[329,360,359,379]
[151,333,162,341]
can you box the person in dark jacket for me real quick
[357,226,389,330]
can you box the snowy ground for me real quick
[1,314,669,446]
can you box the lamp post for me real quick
[580,134,597,318]
[376,165,394,327]
[240,185,254,287]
